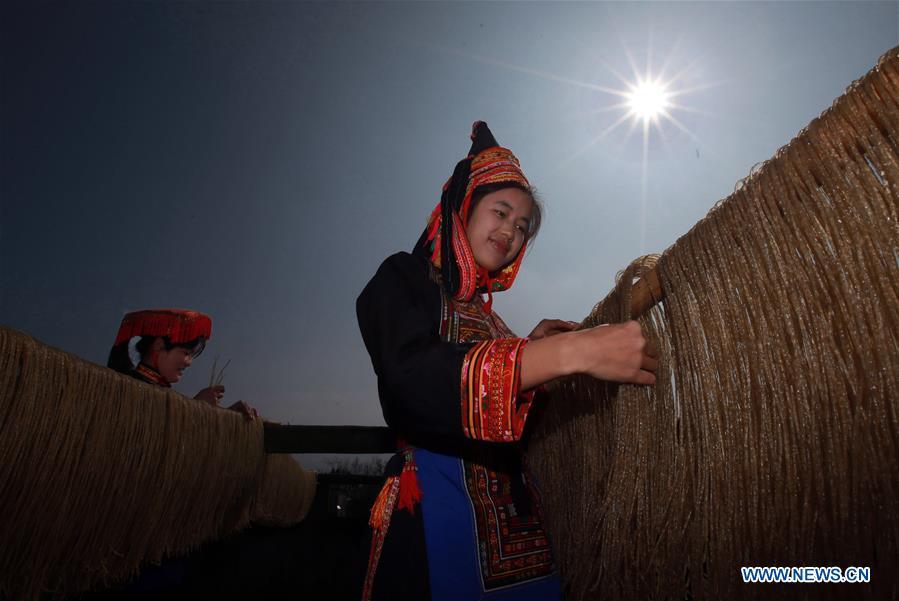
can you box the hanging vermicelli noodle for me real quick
[528,47,899,600]
[0,326,315,601]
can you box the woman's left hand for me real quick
[528,319,579,340]
[227,400,260,422]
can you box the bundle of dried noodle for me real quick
[529,47,899,600]
[0,326,315,601]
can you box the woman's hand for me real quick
[520,320,659,390]
[570,321,658,385]
[528,319,579,340]
[227,400,260,422]
[194,385,225,406]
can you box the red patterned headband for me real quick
[459,146,530,223]
[113,309,212,346]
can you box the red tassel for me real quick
[396,453,422,514]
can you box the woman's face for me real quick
[465,187,533,272]
[151,340,194,383]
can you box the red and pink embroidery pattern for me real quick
[461,338,535,442]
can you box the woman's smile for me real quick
[466,187,533,272]
[489,236,511,255]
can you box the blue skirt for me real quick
[415,448,561,601]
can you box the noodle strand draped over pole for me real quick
[529,47,899,601]
[0,326,316,601]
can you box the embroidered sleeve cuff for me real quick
[460,338,535,442]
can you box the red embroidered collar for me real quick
[133,363,171,387]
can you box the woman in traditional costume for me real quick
[357,122,658,600]
[107,308,258,418]
[102,308,259,593]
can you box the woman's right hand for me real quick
[194,385,225,406]
[570,321,658,385]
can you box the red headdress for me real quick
[413,121,531,312]
[113,309,212,346]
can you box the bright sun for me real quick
[626,79,670,122]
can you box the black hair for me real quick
[106,335,207,374]
[469,181,543,243]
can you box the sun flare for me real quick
[626,79,670,123]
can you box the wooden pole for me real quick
[629,267,664,319]
[263,424,394,454]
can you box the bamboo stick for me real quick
[629,267,664,319]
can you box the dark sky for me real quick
[2,1,896,468]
